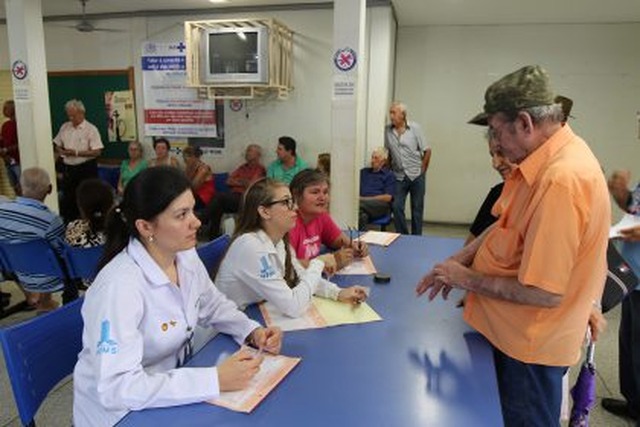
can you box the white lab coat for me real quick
[73,238,259,427]
[216,230,340,317]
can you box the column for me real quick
[330,0,366,227]
[5,0,58,211]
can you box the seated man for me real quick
[359,147,395,230]
[267,136,308,184]
[202,144,266,239]
[0,167,65,312]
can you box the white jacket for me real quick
[216,230,340,317]
[73,238,259,427]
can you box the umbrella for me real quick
[569,333,596,427]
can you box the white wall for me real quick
[1,6,396,176]
[34,10,335,174]
[396,23,640,223]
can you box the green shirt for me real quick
[120,159,148,189]
[266,156,309,184]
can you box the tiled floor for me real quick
[0,223,636,426]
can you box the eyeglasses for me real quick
[264,197,295,211]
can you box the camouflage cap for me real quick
[468,65,556,126]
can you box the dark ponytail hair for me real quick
[218,178,299,288]
[98,166,191,271]
[76,179,114,236]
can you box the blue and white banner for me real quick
[141,42,217,138]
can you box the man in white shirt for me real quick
[53,99,103,222]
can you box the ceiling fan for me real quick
[66,0,123,33]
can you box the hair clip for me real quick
[114,206,126,223]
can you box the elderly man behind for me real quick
[0,167,66,312]
[359,147,395,230]
[202,144,266,239]
[266,136,308,184]
[385,101,431,235]
[416,65,610,426]
[54,99,103,222]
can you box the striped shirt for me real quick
[0,197,65,292]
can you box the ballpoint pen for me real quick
[348,226,353,248]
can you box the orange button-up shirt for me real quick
[464,125,610,366]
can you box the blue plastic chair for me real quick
[0,297,84,426]
[214,172,230,193]
[62,243,104,282]
[196,234,231,274]
[0,239,78,304]
[370,213,393,231]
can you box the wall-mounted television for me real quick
[201,27,269,85]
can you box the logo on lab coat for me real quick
[259,255,276,278]
[96,320,119,355]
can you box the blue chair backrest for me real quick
[214,172,230,193]
[97,166,120,191]
[196,234,231,274]
[62,243,104,281]
[0,239,67,280]
[0,297,84,426]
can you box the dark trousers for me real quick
[358,199,391,231]
[620,290,640,414]
[392,174,425,235]
[61,160,98,222]
[493,347,567,427]
[202,192,242,239]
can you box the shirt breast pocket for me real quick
[481,227,523,271]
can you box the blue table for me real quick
[118,235,503,426]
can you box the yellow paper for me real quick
[259,297,382,331]
[313,296,382,325]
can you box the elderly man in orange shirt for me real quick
[416,65,610,426]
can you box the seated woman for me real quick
[65,178,114,248]
[182,145,215,209]
[216,178,368,318]
[288,169,368,271]
[117,141,147,196]
[316,152,330,176]
[73,167,282,427]
[148,137,179,168]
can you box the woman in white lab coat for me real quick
[216,178,367,318]
[73,166,282,427]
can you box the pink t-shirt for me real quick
[289,213,342,260]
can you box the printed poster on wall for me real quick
[105,90,138,142]
[141,42,217,138]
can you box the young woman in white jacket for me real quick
[216,178,367,317]
[73,167,282,427]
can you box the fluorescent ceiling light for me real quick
[209,0,229,3]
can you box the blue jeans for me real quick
[392,174,425,235]
[493,347,567,427]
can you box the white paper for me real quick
[260,300,323,331]
[335,255,376,275]
[359,231,400,247]
[610,214,640,238]
[209,350,300,413]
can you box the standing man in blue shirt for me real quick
[359,147,395,230]
[384,101,431,235]
[604,169,640,421]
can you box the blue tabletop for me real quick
[118,235,503,427]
